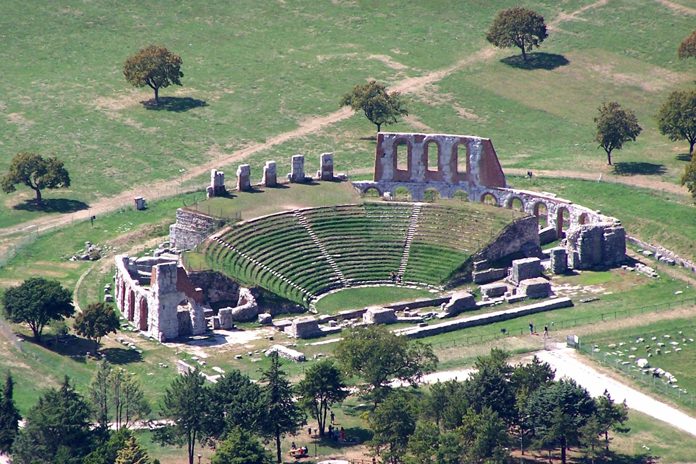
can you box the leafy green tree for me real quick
[681,158,696,201]
[486,7,548,62]
[2,277,74,341]
[594,101,642,165]
[369,391,418,464]
[657,89,696,158]
[155,369,208,464]
[407,421,462,464]
[297,359,348,437]
[678,30,696,60]
[115,436,150,464]
[526,379,596,464]
[212,427,273,464]
[594,390,629,452]
[510,356,555,452]
[459,407,510,464]
[336,325,437,405]
[340,80,408,132]
[259,353,306,463]
[123,45,183,104]
[90,361,113,430]
[421,380,469,430]
[74,302,121,351]
[12,376,95,464]
[84,428,133,464]
[205,369,264,440]
[89,363,150,432]
[464,349,516,425]
[579,415,604,464]
[1,152,71,205]
[0,373,21,454]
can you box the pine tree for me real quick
[0,373,21,454]
[115,436,151,464]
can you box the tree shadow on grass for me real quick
[142,97,208,112]
[500,52,570,70]
[676,153,692,162]
[612,162,666,176]
[100,347,143,364]
[12,198,89,213]
[34,335,93,363]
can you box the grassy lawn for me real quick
[313,286,435,314]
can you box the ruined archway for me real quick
[453,189,468,202]
[363,187,381,198]
[533,202,548,228]
[396,141,409,172]
[506,196,524,212]
[578,212,589,226]
[481,192,499,206]
[138,298,148,331]
[426,140,440,172]
[128,289,135,321]
[557,206,571,237]
[423,188,440,203]
[119,280,126,309]
[394,186,412,201]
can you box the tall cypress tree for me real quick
[0,373,21,454]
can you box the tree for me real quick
[90,361,113,430]
[486,8,548,62]
[75,302,121,351]
[212,427,273,464]
[657,89,696,159]
[579,415,604,464]
[12,376,95,464]
[115,436,151,464]
[458,407,510,464]
[1,152,71,205]
[259,353,306,463]
[297,359,348,437]
[0,373,21,454]
[464,349,516,425]
[526,379,596,464]
[123,45,183,105]
[369,390,417,464]
[205,369,264,441]
[678,30,696,60]
[594,102,642,165]
[682,158,696,201]
[155,369,208,464]
[2,277,74,341]
[594,390,629,452]
[336,325,437,405]
[104,367,151,431]
[84,428,133,464]
[421,380,469,430]
[340,80,408,132]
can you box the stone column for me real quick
[208,169,226,197]
[288,154,306,183]
[318,153,334,181]
[549,247,568,274]
[236,164,251,192]
[262,161,277,187]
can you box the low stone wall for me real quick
[627,236,696,274]
[396,297,573,339]
[169,209,219,251]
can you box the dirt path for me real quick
[0,1,619,241]
[654,0,696,15]
[536,344,696,437]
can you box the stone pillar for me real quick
[208,169,226,198]
[288,154,306,183]
[549,247,568,274]
[318,153,334,181]
[262,161,277,187]
[150,263,181,341]
[134,196,147,210]
[236,164,251,192]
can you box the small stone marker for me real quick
[134,196,147,210]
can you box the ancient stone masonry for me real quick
[207,169,226,198]
[288,154,307,183]
[236,164,252,192]
[353,132,627,272]
[114,254,206,341]
[262,161,277,187]
[318,153,334,181]
[169,209,219,251]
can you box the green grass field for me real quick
[313,286,435,314]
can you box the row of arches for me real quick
[392,139,468,175]
[116,277,149,331]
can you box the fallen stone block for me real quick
[266,345,306,362]
[363,307,397,324]
[518,277,552,299]
[480,283,507,299]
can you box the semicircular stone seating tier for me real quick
[201,202,515,306]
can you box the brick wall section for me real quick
[169,208,218,250]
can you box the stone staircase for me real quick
[397,203,423,280]
[213,237,314,301]
[294,210,350,288]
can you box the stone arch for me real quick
[395,140,410,172]
[454,142,467,177]
[533,202,549,228]
[556,206,571,237]
[138,298,148,331]
[426,140,440,172]
[453,189,468,201]
[119,279,126,309]
[394,186,412,201]
[423,188,440,202]
[577,212,589,226]
[506,196,525,211]
[128,289,135,321]
[481,192,499,206]
[362,186,382,198]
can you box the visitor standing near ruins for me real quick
[529,322,534,335]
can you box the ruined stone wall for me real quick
[186,270,241,308]
[169,209,219,251]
